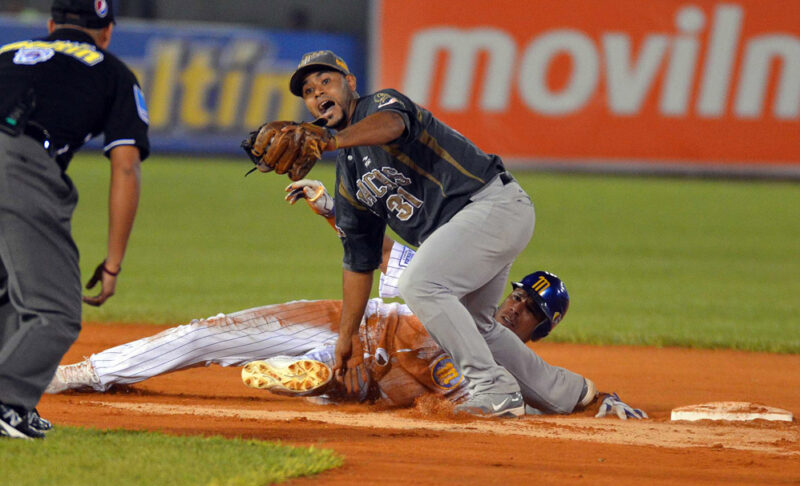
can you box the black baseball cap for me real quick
[52,0,115,29]
[289,50,351,96]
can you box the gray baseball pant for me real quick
[399,176,585,413]
[0,133,82,410]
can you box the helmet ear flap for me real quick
[530,320,552,341]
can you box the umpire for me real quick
[0,0,149,439]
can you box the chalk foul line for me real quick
[88,400,798,456]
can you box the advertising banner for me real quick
[374,1,800,167]
[0,16,363,155]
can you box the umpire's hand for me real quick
[82,260,120,306]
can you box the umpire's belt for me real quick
[23,123,55,157]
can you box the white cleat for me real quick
[44,359,101,394]
[241,357,333,397]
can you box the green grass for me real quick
[0,427,342,486]
[520,174,800,352]
[69,155,800,352]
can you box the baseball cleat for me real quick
[0,403,45,439]
[242,357,333,397]
[44,359,102,394]
[454,391,525,418]
[28,409,53,433]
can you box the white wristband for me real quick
[378,241,416,298]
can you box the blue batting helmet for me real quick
[511,271,569,341]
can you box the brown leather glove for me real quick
[241,121,336,181]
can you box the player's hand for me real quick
[595,393,648,419]
[333,333,353,375]
[82,260,120,307]
[334,334,371,402]
[285,179,334,218]
[343,361,370,402]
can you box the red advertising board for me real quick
[374,0,800,166]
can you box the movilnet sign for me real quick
[375,1,800,167]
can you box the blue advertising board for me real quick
[0,16,364,155]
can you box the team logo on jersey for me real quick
[1,40,103,65]
[133,85,150,125]
[354,167,424,221]
[373,92,403,109]
[95,0,109,18]
[13,47,54,65]
[431,356,462,390]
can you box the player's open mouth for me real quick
[318,100,335,117]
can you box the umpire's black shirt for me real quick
[0,28,150,169]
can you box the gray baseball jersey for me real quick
[334,89,505,272]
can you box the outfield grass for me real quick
[0,427,341,486]
[70,155,800,352]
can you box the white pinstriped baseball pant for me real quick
[90,301,338,390]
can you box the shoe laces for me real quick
[61,358,100,386]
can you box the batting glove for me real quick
[595,393,648,420]
[285,179,334,218]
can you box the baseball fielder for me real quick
[263,50,540,417]
[46,181,646,419]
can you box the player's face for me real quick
[494,289,549,342]
[301,70,357,130]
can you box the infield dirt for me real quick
[40,323,800,485]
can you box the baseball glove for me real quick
[241,120,336,181]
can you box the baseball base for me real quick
[670,402,793,422]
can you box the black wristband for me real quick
[102,260,121,276]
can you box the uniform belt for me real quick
[469,171,515,202]
[23,123,54,157]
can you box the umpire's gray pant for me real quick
[398,176,585,413]
[0,133,81,410]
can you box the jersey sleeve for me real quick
[335,159,386,273]
[102,62,150,161]
[360,89,422,144]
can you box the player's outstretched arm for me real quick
[333,111,405,148]
[285,179,398,274]
[333,270,372,393]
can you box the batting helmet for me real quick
[511,271,569,341]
